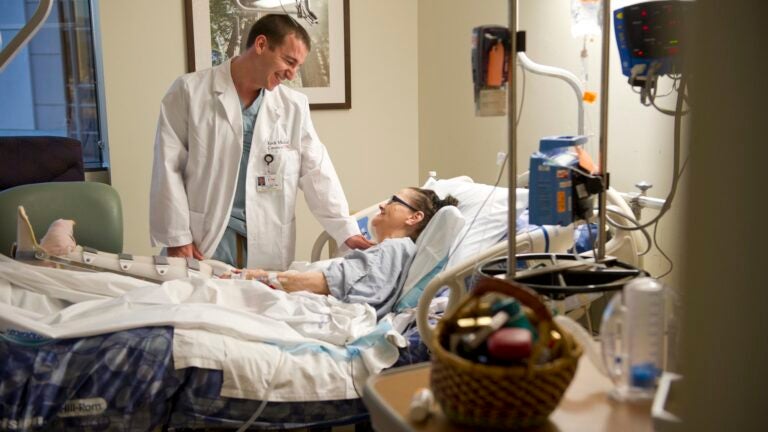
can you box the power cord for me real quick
[605,207,653,256]
[653,219,674,279]
[609,76,689,232]
[236,350,286,432]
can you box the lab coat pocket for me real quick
[280,149,300,177]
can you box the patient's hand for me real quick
[242,269,268,281]
[222,269,327,295]
[220,269,260,279]
[220,269,269,282]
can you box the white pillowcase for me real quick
[394,206,465,311]
[422,177,528,268]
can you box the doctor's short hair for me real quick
[407,188,459,241]
[246,14,312,52]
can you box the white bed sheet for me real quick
[0,255,404,401]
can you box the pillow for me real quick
[393,205,465,312]
[422,177,529,268]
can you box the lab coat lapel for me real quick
[255,88,283,145]
[213,60,243,138]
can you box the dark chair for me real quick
[0,136,85,191]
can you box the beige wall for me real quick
[418,0,684,284]
[99,0,187,255]
[295,0,419,260]
[99,0,419,258]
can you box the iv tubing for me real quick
[517,52,586,135]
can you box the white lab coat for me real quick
[150,59,359,270]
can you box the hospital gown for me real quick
[323,237,415,319]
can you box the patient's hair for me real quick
[246,14,312,51]
[407,188,459,241]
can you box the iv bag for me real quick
[571,0,603,38]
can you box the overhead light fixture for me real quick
[233,0,318,25]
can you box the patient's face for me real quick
[371,189,419,241]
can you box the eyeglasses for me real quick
[387,195,419,212]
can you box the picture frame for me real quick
[184,0,351,109]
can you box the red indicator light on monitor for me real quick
[643,25,649,31]
[637,50,644,56]
[641,10,647,17]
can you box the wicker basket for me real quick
[430,276,583,429]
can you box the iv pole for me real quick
[597,0,611,260]
[506,0,611,279]
[507,1,518,278]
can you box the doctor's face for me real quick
[252,33,308,91]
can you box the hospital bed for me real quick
[0,178,644,432]
[312,175,645,370]
[0,196,466,431]
[314,176,644,315]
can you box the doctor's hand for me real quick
[167,243,205,260]
[344,235,374,251]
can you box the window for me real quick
[0,0,109,169]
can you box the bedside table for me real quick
[363,354,652,432]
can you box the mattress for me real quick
[0,325,430,431]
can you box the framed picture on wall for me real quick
[184,0,351,109]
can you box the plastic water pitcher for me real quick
[600,277,667,401]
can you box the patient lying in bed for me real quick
[13,186,457,318]
[225,187,458,318]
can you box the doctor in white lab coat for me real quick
[150,15,371,270]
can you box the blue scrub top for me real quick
[211,90,264,266]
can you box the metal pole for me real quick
[517,52,585,135]
[507,0,518,278]
[597,0,611,260]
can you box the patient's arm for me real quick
[239,269,330,295]
[280,271,329,294]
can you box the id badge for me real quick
[256,175,282,192]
